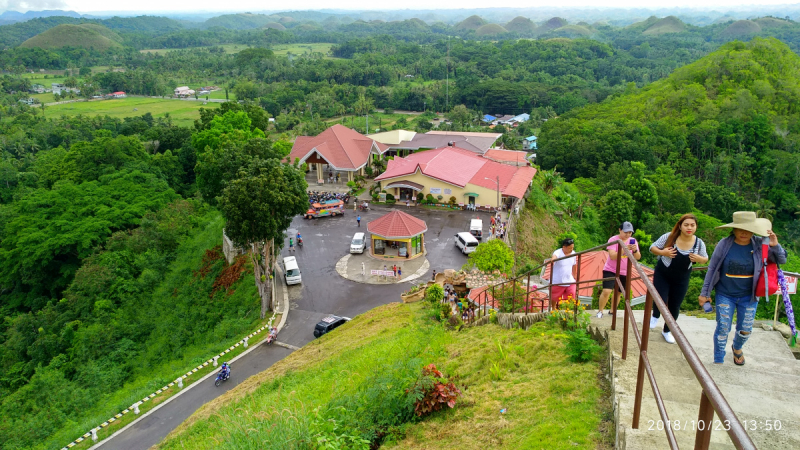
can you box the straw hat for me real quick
[716,211,771,236]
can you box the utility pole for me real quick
[446,35,450,112]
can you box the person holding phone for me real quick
[597,222,641,318]
[649,214,709,344]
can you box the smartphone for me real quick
[629,238,636,245]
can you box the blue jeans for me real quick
[713,293,758,364]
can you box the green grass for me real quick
[140,44,251,55]
[155,301,611,449]
[328,112,419,133]
[43,97,219,127]
[270,43,334,57]
[31,93,55,103]
[20,24,122,50]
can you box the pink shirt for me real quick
[602,235,640,276]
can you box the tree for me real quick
[598,190,636,234]
[623,161,658,222]
[217,158,308,315]
[464,239,515,275]
[446,104,474,129]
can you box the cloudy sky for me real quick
[1,0,798,13]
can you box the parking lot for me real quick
[274,205,494,348]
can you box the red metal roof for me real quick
[287,124,387,170]
[467,285,548,312]
[483,149,530,165]
[375,146,536,199]
[541,251,654,299]
[367,210,427,238]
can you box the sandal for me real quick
[732,346,745,366]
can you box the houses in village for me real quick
[174,86,196,97]
[482,113,530,127]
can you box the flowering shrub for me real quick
[406,364,461,417]
[546,296,590,331]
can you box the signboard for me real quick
[370,270,395,277]
[787,276,797,295]
[379,193,387,202]
[429,188,442,194]
[444,188,452,195]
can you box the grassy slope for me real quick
[156,302,611,449]
[42,212,263,450]
[43,97,219,128]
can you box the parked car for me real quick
[313,315,349,338]
[455,232,480,254]
[350,232,366,254]
[283,256,302,285]
[470,219,483,240]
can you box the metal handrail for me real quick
[465,238,758,449]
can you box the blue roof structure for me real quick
[524,136,537,141]
[483,114,496,122]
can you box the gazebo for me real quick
[367,210,427,260]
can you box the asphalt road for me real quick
[98,205,489,449]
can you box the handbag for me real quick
[755,263,779,297]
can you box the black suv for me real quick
[313,315,349,338]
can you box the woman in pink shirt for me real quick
[597,222,642,318]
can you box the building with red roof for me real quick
[374,145,536,209]
[367,210,427,260]
[287,124,388,184]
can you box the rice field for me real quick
[43,96,220,128]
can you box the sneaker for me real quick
[596,311,603,319]
[662,331,676,344]
[649,317,659,329]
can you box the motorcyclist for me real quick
[220,362,230,380]
[296,233,303,245]
[267,326,278,343]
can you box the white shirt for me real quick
[551,248,577,286]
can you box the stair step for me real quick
[618,395,800,450]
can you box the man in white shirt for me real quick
[550,238,578,308]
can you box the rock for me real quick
[761,323,774,331]
[774,322,792,338]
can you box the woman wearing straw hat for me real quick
[699,212,787,365]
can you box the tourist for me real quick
[597,222,641,318]
[357,215,361,227]
[550,238,578,309]
[397,266,402,279]
[288,237,294,252]
[432,269,437,281]
[392,265,397,277]
[699,212,787,365]
[649,214,709,343]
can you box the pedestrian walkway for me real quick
[335,251,430,285]
[592,310,800,449]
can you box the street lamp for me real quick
[484,176,500,211]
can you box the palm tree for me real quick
[755,198,776,221]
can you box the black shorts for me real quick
[602,270,627,292]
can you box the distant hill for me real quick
[475,23,508,36]
[505,16,537,33]
[642,16,687,35]
[454,15,487,31]
[551,24,593,38]
[262,22,286,30]
[20,23,122,50]
[540,17,568,32]
[100,16,184,34]
[753,17,792,28]
[203,13,279,30]
[0,9,82,23]
[719,20,761,39]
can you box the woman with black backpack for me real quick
[649,214,709,344]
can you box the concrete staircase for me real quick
[591,311,800,449]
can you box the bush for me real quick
[449,196,457,206]
[406,364,461,417]
[416,192,424,203]
[564,329,601,363]
[386,193,395,201]
[425,283,444,304]
[425,194,435,204]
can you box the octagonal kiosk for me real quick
[367,210,427,260]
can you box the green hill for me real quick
[719,20,761,39]
[537,37,800,247]
[154,301,611,449]
[539,17,568,32]
[261,22,286,30]
[551,24,593,38]
[753,17,792,28]
[475,23,508,36]
[203,13,277,30]
[19,23,122,50]
[642,16,687,35]
[505,16,537,33]
[454,15,487,31]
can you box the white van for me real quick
[283,256,302,285]
[470,219,483,240]
[350,232,366,254]
[455,232,480,254]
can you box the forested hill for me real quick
[538,37,800,251]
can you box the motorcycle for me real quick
[358,203,370,212]
[214,368,230,387]
[297,237,303,247]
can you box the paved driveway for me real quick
[278,205,491,347]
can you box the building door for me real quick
[468,196,476,205]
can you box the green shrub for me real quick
[386,193,395,201]
[564,329,601,363]
[448,196,457,206]
[416,192,424,203]
[425,194,435,204]
[425,283,444,304]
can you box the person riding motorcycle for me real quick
[267,326,278,344]
[219,362,230,380]
[296,233,303,246]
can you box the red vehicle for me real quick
[304,199,345,219]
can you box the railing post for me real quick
[526,274,531,315]
[622,257,633,360]
[696,390,715,449]
[491,285,496,313]
[633,291,654,429]
[576,253,582,306]
[512,279,517,313]
[611,244,623,331]
[548,260,554,312]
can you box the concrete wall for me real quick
[383,172,502,208]
[222,229,245,264]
